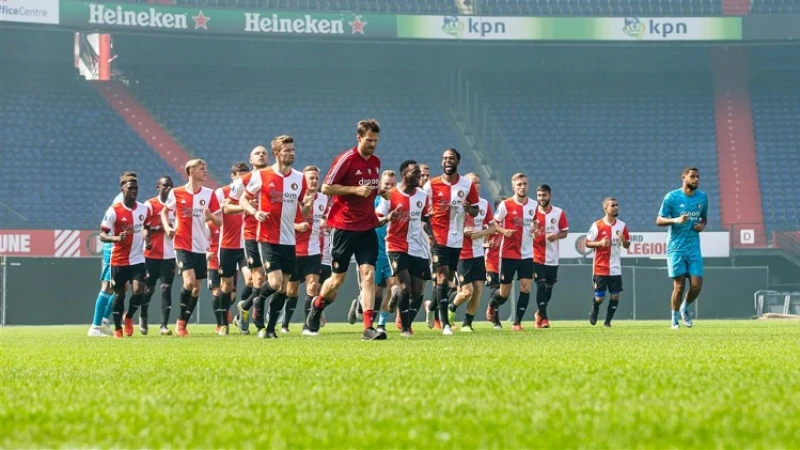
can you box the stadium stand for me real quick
[468,71,722,233]
[0,62,183,230]
[127,67,462,183]
[750,0,800,14]
[751,71,800,234]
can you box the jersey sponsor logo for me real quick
[358,178,379,187]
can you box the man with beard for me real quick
[531,184,569,329]
[142,176,176,336]
[585,198,630,327]
[657,167,708,329]
[423,149,479,335]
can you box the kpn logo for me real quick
[623,17,689,39]
[441,15,464,38]
[622,17,646,39]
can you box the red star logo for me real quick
[349,15,366,34]
[192,11,210,30]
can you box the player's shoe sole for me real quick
[347,299,358,325]
[88,327,109,337]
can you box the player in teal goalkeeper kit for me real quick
[657,167,708,329]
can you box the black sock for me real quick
[179,288,192,322]
[592,298,602,312]
[606,300,619,324]
[399,291,411,331]
[447,288,457,305]
[160,284,172,328]
[515,292,530,325]
[302,295,313,329]
[242,287,260,311]
[545,285,554,304]
[255,284,276,329]
[221,293,233,326]
[448,302,458,313]
[241,285,253,304]
[126,293,143,319]
[212,295,222,327]
[436,284,450,326]
[409,294,424,324]
[488,285,499,307]
[464,313,475,327]
[282,296,299,328]
[186,295,199,322]
[112,293,125,329]
[141,289,154,320]
[266,292,287,333]
[491,289,506,307]
[536,283,548,319]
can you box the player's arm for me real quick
[584,223,607,249]
[99,229,124,243]
[322,183,370,197]
[472,222,497,239]
[619,227,631,250]
[657,194,687,226]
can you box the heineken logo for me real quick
[244,13,366,35]
[88,3,210,30]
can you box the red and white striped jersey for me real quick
[587,218,630,276]
[164,185,220,254]
[101,201,152,266]
[485,233,501,273]
[215,185,244,250]
[295,192,328,257]
[423,175,480,249]
[234,172,260,242]
[376,187,430,258]
[533,206,569,266]
[206,222,220,271]
[144,197,174,260]
[494,197,536,260]
[460,198,493,260]
[231,165,308,245]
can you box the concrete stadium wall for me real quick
[0,258,768,326]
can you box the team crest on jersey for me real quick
[550,218,556,224]
[696,204,702,209]
[480,209,485,216]
[416,201,423,208]
[457,190,465,198]
[616,230,622,235]
[529,210,534,216]
[291,183,298,191]
[199,199,206,206]
[139,214,145,221]
[318,204,324,211]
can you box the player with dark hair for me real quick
[99,174,153,339]
[306,119,385,340]
[484,197,504,329]
[141,175,175,336]
[585,197,630,327]
[423,148,479,335]
[531,184,569,328]
[657,167,708,329]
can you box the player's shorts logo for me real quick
[391,260,397,270]
[218,269,223,274]
[178,261,184,269]
[248,257,254,264]
[458,275,465,283]
[265,261,271,269]
[332,261,339,270]
[432,255,439,263]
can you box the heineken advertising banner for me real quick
[397,15,741,41]
[59,1,396,37]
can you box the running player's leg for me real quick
[491,259,517,328]
[539,265,558,328]
[259,244,292,338]
[110,268,129,338]
[590,276,608,326]
[89,256,115,336]
[605,276,623,327]
[308,229,358,334]
[140,258,160,335]
[175,251,201,336]
[208,268,223,333]
[158,259,176,335]
[667,251,688,328]
[485,271,501,328]
[680,254,703,327]
[283,257,304,334]
[463,280,483,331]
[123,264,147,335]
[390,253,413,335]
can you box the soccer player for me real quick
[228,145,269,335]
[348,170,396,328]
[449,173,495,332]
[484,197,504,329]
[283,165,328,333]
[141,176,175,336]
[234,135,313,339]
[585,198,630,327]
[88,172,137,337]
[532,184,569,328]
[306,119,384,340]
[214,162,250,336]
[489,173,536,331]
[419,163,431,188]
[376,160,429,337]
[99,173,153,339]
[206,221,224,333]
[162,159,221,337]
[423,148,479,335]
[657,167,708,329]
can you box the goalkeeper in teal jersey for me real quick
[657,167,708,329]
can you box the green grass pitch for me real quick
[2,320,799,449]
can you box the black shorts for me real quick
[259,242,296,274]
[219,248,245,278]
[111,263,147,288]
[486,271,500,288]
[533,263,559,285]
[431,244,461,272]
[145,258,176,287]
[457,257,486,284]
[319,264,332,285]
[207,269,221,290]
[176,250,207,280]
[388,252,431,281]
[291,254,322,282]
[500,258,534,284]
[244,239,262,269]
[593,275,623,294]
[330,228,378,274]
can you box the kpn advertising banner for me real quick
[396,15,742,41]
